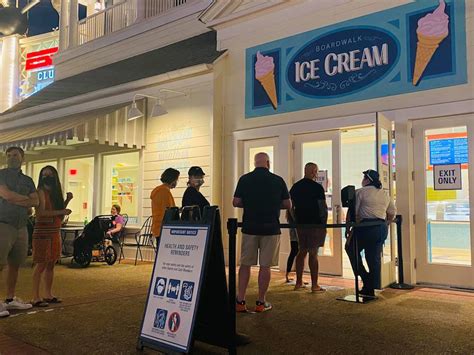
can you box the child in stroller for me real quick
[73,215,118,267]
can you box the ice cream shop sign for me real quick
[245,0,467,118]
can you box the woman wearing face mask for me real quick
[182,166,210,216]
[150,168,180,238]
[31,166,72,307]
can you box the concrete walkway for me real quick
[0,259,473,354]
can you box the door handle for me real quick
[334,204,341,224]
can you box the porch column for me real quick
[68,0,79,48]
[59,0,69,50]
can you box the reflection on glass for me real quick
[302,140,333,256]
[248,146,274,173]
[425,127,471,266]
[64,157,94,223]
[32,161,58,187]
[102,152,139,224]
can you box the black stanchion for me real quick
[227,218,251,353]
[390,215,414,290]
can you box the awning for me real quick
[0,102,146,151]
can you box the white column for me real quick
[68,0,79,48]
[59,0,70,51]
[394,120,416,284]
[0,35,20,113]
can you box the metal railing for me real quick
[145,0,188,19]
[78,0,138,45]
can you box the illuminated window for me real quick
[102,152,139,224]
[64,157,94,223]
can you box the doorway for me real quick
[413,115,474,289]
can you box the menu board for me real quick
[429,138,468,166]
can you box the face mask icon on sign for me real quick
[154,277,167,296]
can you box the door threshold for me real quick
[416,282,474,293]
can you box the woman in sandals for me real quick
[31,166,72,307]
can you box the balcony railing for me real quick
[145,0,188,19]
[78,0,138,46]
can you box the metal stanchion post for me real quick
[227,218,251,353]
[390,215,414,290]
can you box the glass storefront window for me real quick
[32,161,58,187]
[64,157,94,223]
[425,127,471,266]
[102,152,139,224]
[248,146,274,173]
[302,140,333,257]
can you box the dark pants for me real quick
[286,241,299,273]
[346,220,388,291]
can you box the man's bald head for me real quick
[304,162,318,179]
[254,152,270,169]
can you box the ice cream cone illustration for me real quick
[412,0,449,86]
[255,51,278,109]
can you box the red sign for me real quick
[25,47,59,71]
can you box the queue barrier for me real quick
[227,214,411,311]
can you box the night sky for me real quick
[20,0,59,36]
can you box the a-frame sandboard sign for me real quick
[137,206,234,353]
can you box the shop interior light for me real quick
[127,90,187,121]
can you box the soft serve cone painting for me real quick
[255,51,278,109]
[412,0,449,85]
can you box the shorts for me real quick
[296,227,326,250]
[0,223,28,267]
[240,233,280,267]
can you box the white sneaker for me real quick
[5,297,32,310]
[0,303,10,317]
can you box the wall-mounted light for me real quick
[127,89,187,121]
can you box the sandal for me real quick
[32,300,49,307]
[44,297,62,304]
[311,287,326,293]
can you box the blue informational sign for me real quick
[245,0,467,118]
[429,138,468,165]
[140,225,210,353]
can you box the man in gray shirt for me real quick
[0,147,39,317]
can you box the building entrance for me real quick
[413,115,474,289]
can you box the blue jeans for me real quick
[346,220,388,291]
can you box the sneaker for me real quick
[5,297,33,310]
[236,299,247,313]
[255,301,272,313]
[0,303,9,318]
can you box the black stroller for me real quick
[73,215,118,267]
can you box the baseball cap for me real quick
[188,166,205,176]
[363,169,380,182]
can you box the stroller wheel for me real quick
[105,246,117,265]
[74,249,92,268]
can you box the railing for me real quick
[145,0,188,19]
[78,0,138,46]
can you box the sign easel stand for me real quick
[137,206,248,354]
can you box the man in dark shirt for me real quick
[0,147,39,317]
[290,162,328,293]
[182,166,210,217]
[233,152,291,313]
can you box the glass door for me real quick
[243,138,277,174]
[293,131,342,276]
[413,116,474,289]
[377,113,397,287]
